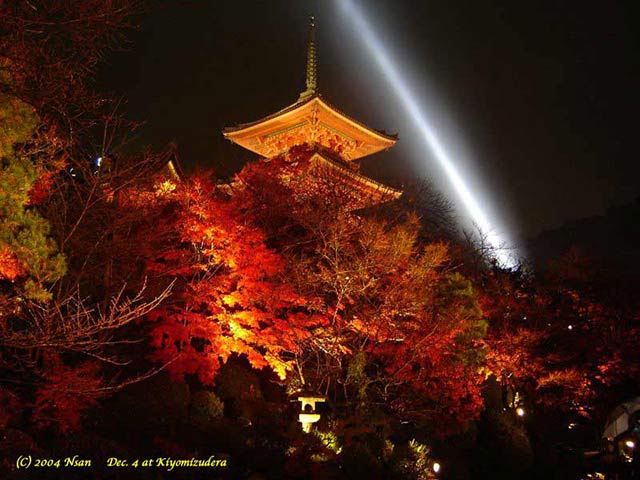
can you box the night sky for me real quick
[99,0,640,246]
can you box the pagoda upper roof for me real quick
[223,95,397,161]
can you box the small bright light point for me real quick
[568,325,573,330]
[433,462,441,473]
[516,407,525,417]
[337,0,516,268]
[625,440,635,449]
[95,156,102,167]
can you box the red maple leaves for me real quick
[134,155,489,432]
[141,176,320,384]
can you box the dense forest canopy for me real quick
[0,2,638,479]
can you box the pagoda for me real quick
[223,17,401,207]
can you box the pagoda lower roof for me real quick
[309,152,402,203]
[223,95,397,161]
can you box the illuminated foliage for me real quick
[0,92,38,158]
[481,252,640,419]
[137,149,487,435]
[230,150,486,432]
[0,94,66,301]
[0,6,636,470]
[141,175,322,384]
[0,1,166,436]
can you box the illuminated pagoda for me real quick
[223,17,402,207]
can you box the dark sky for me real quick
[99,0,640,243]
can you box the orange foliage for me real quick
[139,175,324,383]
[231,154,487,431]
[0,244,24,281]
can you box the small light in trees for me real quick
[625,440,635,449]
[433,462,441,474]
[568,325,573,330]
[516,407,525,417]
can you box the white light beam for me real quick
[337,0,515,267]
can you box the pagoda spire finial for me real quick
[298,16,317,102]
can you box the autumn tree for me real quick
[141,146,487,449]
[0,93,171,432]
[0,0,144,137]
[0,0,174,434]
[481,246,640,428]
[234,149,488,434]
[137,173,321,385]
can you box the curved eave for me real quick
[223,96,313,134]
[311,153,402,201]
[315,96,397,144]
[223,95,397,160]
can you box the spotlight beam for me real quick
[336,0,515,267]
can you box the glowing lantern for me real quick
[295,393,326,433]
[619,435,637,463]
